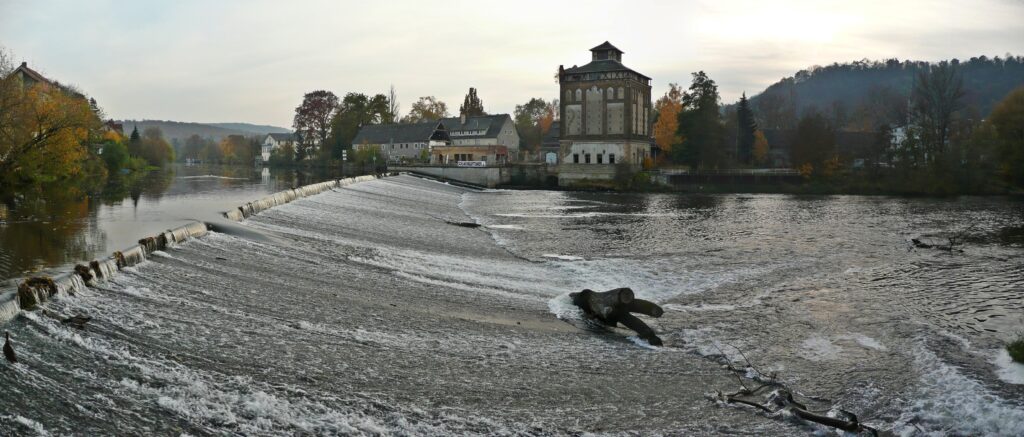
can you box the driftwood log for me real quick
[569,287,664,346]
[712,344,878,435]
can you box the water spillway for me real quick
[0,174,1022,435]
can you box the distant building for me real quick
[430,145,509,166]
[10,62,50,89]
[103,119,124,136]
[8,62,84,98]
[261,133,298,162]
[558,42,653,183]
[541,121,561,164]
[439,114,520,161]
[351,121,449,163]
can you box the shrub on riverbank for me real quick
[1008,336,1024,364]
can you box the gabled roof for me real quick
[590,41,623,54]
[266,133,297,142]
[11,62,51,85]
[439,114,512,139]
[9,62,86,98]
[351,122,441,145]
[541,121,560,147]
[563,59,650,80]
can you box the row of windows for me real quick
[566,86,625,102]
[572,153,616,164]
[389,143,426,150]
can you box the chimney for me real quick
[20,61,27,68]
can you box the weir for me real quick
[0,220,209,323]
[224,174,388,221]
[0,174,392,325]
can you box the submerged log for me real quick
[61,315,92,329]
[570,287,664,346]
[911,238,933,249]
[445,220,481,228]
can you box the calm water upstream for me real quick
[0,174,1022,435]
[0,164,341,283]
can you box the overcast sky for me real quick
[2,0,1022,127]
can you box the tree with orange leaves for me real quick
[752,130,769,165]
[652,83,684,160]
[0,61,96,187]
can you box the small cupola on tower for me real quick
[590,41,623,62]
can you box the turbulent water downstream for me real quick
[1,175,1022,435]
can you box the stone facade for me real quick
[558,42,653,183]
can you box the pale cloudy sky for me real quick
[1,0,1022,127]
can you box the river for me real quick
[0,164,342,283]
[1,174,1022,435]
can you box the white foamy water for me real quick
[3,175,1022,435]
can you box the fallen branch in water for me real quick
[710,344,878,436]
[909,224,976,253]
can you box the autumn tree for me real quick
[459,87,486,117]
[989,86,1024,188]
[327,92,390,160]
[539,100,558,137]
[0,53,97,187]
[293,90,339,161]
[652,83,683,160]
[790,111,836,175]
[736,93,758,165]
[218,134,248,164]
[140,127,174,165]
[752,130,769,165]
[403,96,449,123]
[514,98,550,151]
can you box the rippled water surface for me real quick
[1,175,1022,435]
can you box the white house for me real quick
[439,114,521,161]
[261,133,298,162]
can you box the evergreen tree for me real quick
[676,71,727,168]
[459,87,486,117]
[736,93,757,165]
[128,125,142,157]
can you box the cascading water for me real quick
[0,174,1021,435]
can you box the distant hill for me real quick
[742,55,1024,131]
[205,123,290,135]
[116,119,290,144]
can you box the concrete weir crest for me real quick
[0,174,394,325]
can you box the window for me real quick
[573,153,579,163]
[597,154,603,164]
[585,153,591,164]
[607,88,614,99]
[609,154,616,164]
[618,87,624,99]
[565,89,572,102]
[575,89,582,101]
[586,86,604,135]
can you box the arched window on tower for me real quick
[565,89,571,102]
[607,88,614,99]
[617,87,624,99]
[575,89,582,102]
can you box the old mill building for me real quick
[558,42,653,183]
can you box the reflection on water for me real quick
[0,164,345,281]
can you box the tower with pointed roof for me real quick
[557,42,653,181]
